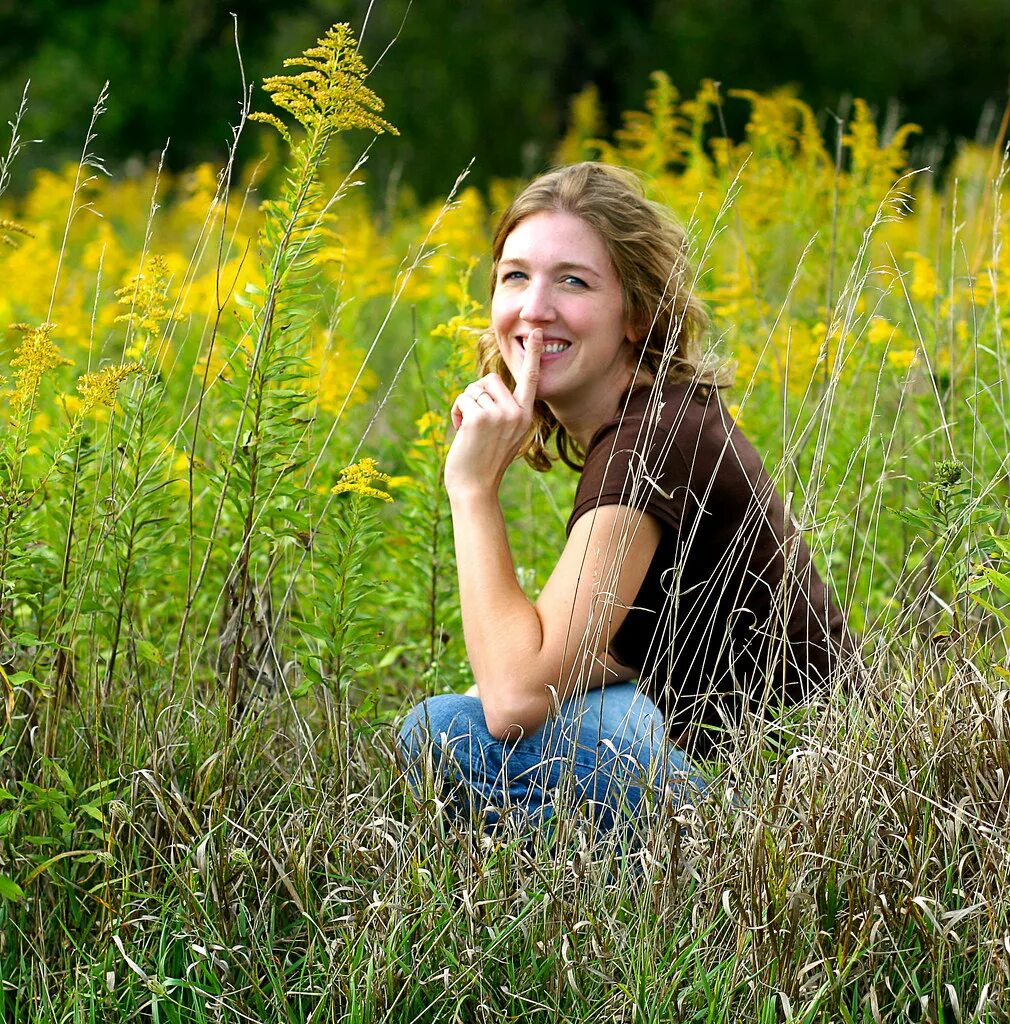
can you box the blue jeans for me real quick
[398,682,707,836]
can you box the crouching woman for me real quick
[398,162,850,835]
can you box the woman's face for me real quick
[492,210,637,415]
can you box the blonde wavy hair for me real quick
[478,161,729,471]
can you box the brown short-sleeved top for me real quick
[567,381,851,757]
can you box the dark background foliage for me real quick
[2,0,1009,199]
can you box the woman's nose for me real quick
[519,281,555,324]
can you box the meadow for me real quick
[2,23,1010,1022]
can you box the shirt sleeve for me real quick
[566,402,692,537]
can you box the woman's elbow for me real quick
[482,693,549,742]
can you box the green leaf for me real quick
[78,804,105,824]
[5,671,36,687]
[291,619,332,643]
[377,645,407,669]
[981,565,1010,599]
[135,639,164,666]
[0,875,24,902]
[291,661,325,699]
[969,592,1010,628]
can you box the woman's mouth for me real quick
[519,337,572,355]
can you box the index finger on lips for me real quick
[512,328,542,413]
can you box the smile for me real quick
[519,337,572,354]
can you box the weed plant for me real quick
[1,24,1010,1023]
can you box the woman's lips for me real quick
[518,336,572,356]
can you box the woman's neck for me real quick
[551,370,655,452]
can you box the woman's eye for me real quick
[563,275,587,288]
[500,270,527,283]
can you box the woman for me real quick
[399,162,849,834]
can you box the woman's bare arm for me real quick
[443,328,660,739]
[449,489,660,739]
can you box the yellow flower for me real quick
[115,254,177,356]
[411,410,447,449]
[56,392,83,418]
[75,362,144,412]
[167,449,205,494]
[331,457,393,503]
[9,322,71,413]
[306,329,375,416]
[867,316,896,346]
[905,251,939,303]
[886,349,917,372]
[250,23,398,142]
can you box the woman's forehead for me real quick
[501,210,614,272]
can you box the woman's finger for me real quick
[512,328,542,413]
[480,374,514,405]
[453,391,483,428]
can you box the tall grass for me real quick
[1,25,1009,1023]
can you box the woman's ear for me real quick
[625,319,646,347]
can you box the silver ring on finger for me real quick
[474,389,493,405]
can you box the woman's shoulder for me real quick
[585,379,728,456]
[569,380,736,537]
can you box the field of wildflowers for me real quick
[2,24,1010,1023]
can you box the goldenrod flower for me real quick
[331,457,393,503]
[905,252,939,304]
[75,362,144,412]
[250,23,397,143]
[886,349,917,372]
[56,392,83,418]
[867,317,896,346]
[115,255,176,353]
[9,322,70,413]
[411,410,447,451]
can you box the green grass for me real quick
[2,23,1010,1023]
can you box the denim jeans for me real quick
[398,682,707,836]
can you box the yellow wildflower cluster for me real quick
[250,23,398,143]
[75,362,144,412]
[550,78,999,400]
[331,457,393,503]
[318,198,396,302]
[903,251,939,304]
[411,410,447,453]
[306,328,375,417]
[886,349,917,372]
[8,322,70,414]
[115,254,179,361]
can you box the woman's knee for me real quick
[398,693,488,767]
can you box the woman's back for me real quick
[570,380,850,756]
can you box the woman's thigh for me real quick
[398,683,703,829]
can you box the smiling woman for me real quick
[398,162,853,839]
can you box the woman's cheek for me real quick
[496,336,516,379]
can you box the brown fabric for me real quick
[567,381,853,758]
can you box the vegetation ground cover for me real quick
[2,24,1010,1023]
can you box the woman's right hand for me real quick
[443,329,542,498]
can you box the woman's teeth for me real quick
[519,337,571,354]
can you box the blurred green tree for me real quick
[0,0,1007,200]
